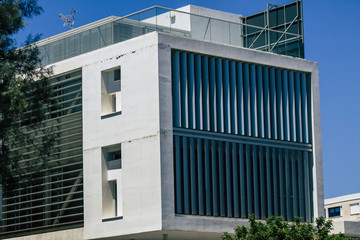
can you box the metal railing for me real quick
[36,3,303,66]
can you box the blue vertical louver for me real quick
[172,50,313,222]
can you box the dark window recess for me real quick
[328,207,341,217]
[114,68,121,82]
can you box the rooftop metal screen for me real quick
[243,0,304,58]
[0,70,83,238]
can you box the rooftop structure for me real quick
[1,1,323,240]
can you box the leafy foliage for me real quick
[222,215,351,240]
[0,0,54,196]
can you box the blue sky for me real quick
[15,0,360,199]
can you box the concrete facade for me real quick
[3,3,322,240]
[325,193,360,237]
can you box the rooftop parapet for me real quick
[36,1,303,66]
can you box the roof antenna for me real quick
[59,8,77,29]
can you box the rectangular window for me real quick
[102,144,123,220]
[328,206,341,217]
[350,203,360,215]
[101,66,122,117]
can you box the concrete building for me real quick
[1,1,323,239]
[325,193,360,238]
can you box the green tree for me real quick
[0,0,54,196]
[222,215,351,240]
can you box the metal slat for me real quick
[204,139,212,216]
[180,52,188,128]
[265,146,272,217]
[288,71,296,141]
[295,72,302,142]
[172,51,181,127]
[282,70,290,141]
[209,57,217,132]
[246,144,252,216]
[190,138,197,214]
[250,64,258,137]
[211,140,219,216]
[243,63,251,136]
[223,60,230,134]
[252,145,259,218]
[225,142,232,217]
[187,53,195,129]
[197,139,204,215]
[269,68,278,139]
[230,61,237,135]
[256,65,264,138]
[174,136,182,213]
[202,56,210,131]
[259,146,266,219]
[236,62,244,136]
[182,137,190,214]
[195,54,203,130]
[216,58,224,133]
[232,142,240,217]
[218,142,226,217]
[276,69,283,140]
[263,67,270,139]
[239,143,246,218]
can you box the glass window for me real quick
[328,206,341,217]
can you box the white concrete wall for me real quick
[44,32,163,239]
